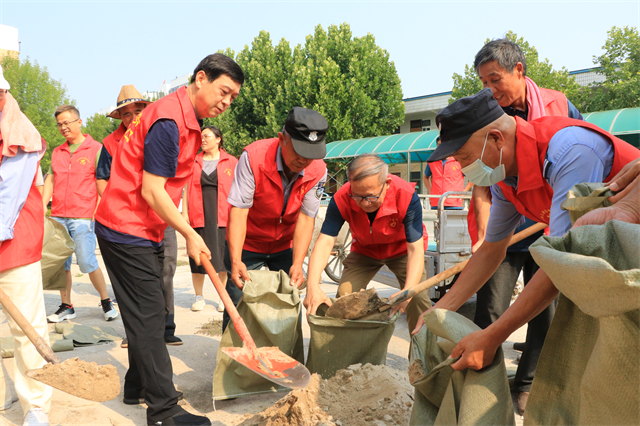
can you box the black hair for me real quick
[191,53,244,85]
[474,38,527,76]
[202,125,224,151]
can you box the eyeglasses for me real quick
[349,184,385,203]
[56,118,80,129]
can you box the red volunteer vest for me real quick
[50,135,102,218]
[95,87,202,242]
[334,175,425,260]
[101,122,126,155]
[243,138,326,254]
[498,117,640,227]
[187,150,238,228]
[0,142,44,272]
[428,157,465,208]
[468,87,571,246]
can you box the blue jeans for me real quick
[51,217,100,273]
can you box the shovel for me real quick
[326,222,548,320]
[0,287,120,402]
[199,253,310,389]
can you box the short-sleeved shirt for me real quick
[94,119,180,247]
[227,147,326,219]
[485,126,614,242]
[320,192,424,243]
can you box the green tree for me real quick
[1,56,73,172]
[581,26,639,112]
[450,31,582,107]
[207,23,405,157]
[82,112,118,143]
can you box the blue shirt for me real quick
[321,192,423,243]
[485,126,614,242]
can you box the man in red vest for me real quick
[0,69,53,426]
[412,89,640,381]
[224,107,327,331]
[95,54,243,426]
[41,105,117,323]
[304,154,430,333]
[424,136,472,209]
[467,38,586,414]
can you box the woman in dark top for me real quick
[183,126,238,311]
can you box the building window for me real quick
[410,120,422,133]
[393,126,401,134]
[422,119,431,127]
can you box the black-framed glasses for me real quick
[56,118,80,129]
[349,184,384,203]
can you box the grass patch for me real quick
[176,260,189,267]
[197,318,223,337]
[75,273,84,277]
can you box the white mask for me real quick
[461,132,506,186]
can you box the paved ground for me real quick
[1,234,525,425]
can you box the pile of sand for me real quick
[239,363,413,426]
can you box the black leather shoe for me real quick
[149,408,211,425]
[165,335,183,346]
[124,390,183,405]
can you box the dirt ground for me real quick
[0,236,525,426]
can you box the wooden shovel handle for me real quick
[0,287,60,364]
[384,222,548,308]
[199,253,257,352]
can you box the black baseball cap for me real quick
[284,107,328,159]
[428,88,505,162]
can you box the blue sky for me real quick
[2,0,638,117]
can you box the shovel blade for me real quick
[221,346,310,389]
[325,288,386,319]
[26,358,120,402]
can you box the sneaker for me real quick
[125,390,183,405]
[165,335,183,346]
[101,299,118,321]
[216,300,225,312]
[149,407,210,426]
[46,303,76,323]
[22,407,49,426]
[121,337,128,348]
[191,296,205,311]
[1,396,18,411]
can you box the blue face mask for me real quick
[461,132,506,187]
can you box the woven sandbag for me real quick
[213,270,304,400]
[409,309,514,426]
[527,220,640,425]
[41,218,75,291]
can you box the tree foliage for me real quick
[207,23,405,158]
[82,113,118,143]
[1,56,73,172]
[580,26,639,112]
[450,31,582,106]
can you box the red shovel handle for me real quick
[199,253,256,352]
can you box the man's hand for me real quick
[449,329,500,371]
[186,232,210,266]
[303,287,332,316]
[609,158,640,195]
[289,263,305,289]
[231,260,250,290]
[411,307,433,335]
[388,289,410,317]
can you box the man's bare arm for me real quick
[227,206,250,288]
[290,211,315,288]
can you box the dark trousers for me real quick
[162,226,177,336]
[221,243,293,332]
[98,237,181,423]
[474,251,556,393]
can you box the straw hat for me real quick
[107,85,151,119]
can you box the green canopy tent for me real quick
[583,107,640,148]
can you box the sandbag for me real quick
[41,217,75,291]
[1,333,74,358]
[526,220,640,425]
[409,309,514,426]
[53,323,120,346]
[213,270,304,400]
[306,303,399,379]
[560,182,614,225]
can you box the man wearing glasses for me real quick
[41,105,117,323]
[225,107,327,331]
[304,153,430,333]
